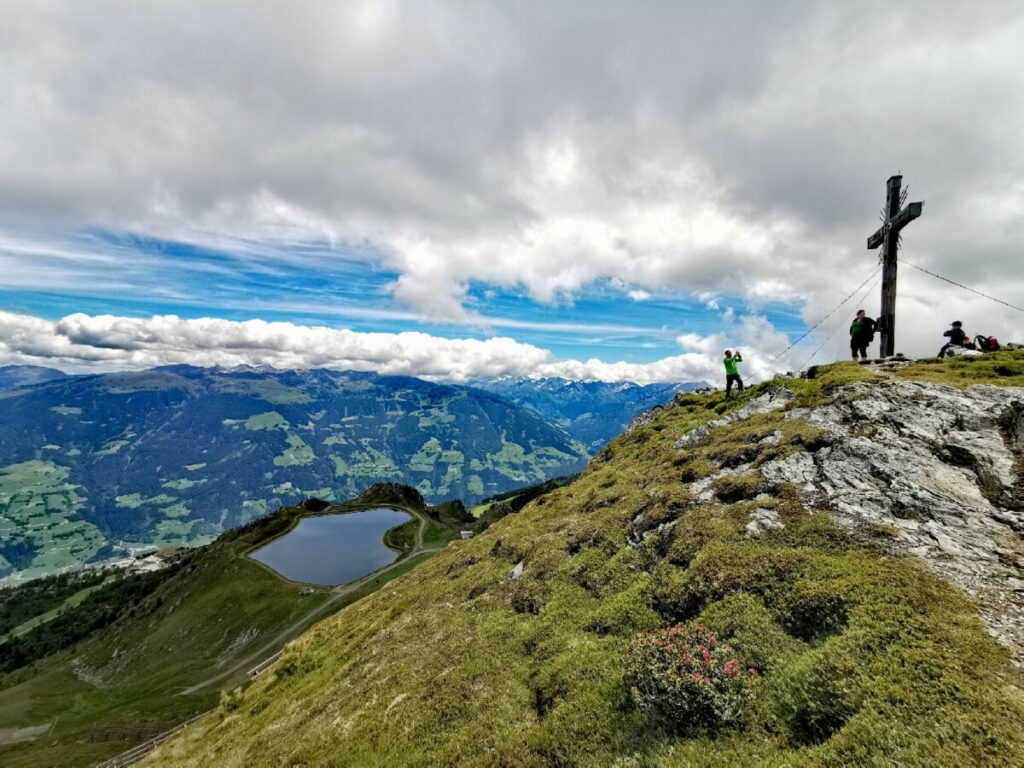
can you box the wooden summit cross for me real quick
[867,174,923,357]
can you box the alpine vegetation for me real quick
[623,623,757,730]
[141,352,1024,768]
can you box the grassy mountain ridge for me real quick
[144,353,1024,767]
[0,484,463,768]
[0,365,589,582]
[0,365,68,389]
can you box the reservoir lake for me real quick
[250,507,411,585]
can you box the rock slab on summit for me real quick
[756,380,1024,661]
[673,387,797,450]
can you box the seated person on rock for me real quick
[939,320,974,357]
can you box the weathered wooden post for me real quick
[867,175,923,357]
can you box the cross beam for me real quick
[867,200,923,249]
[866,175,923,356]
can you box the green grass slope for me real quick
[145,353,1024,768]
[0,489,459,768]
[0,543,332,767]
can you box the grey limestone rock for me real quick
[745,507,784,537]
[759,379,1024,660]
[674,387,797,450]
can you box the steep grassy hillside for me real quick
[0,488,461,768]
[146,353,1024,767]
[471,474,579,529]
[0,365,588,582]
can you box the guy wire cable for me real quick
[771,264,883,363]
[798,269,884,370]
[898,258,1024,313]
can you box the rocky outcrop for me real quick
[625,391,692,433]
[626,373,1024,658]
[745,507,784,537]
[756,380,1024,660]
[674,387,796,449]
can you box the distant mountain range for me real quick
[473,377,696,450]
[0,365,689,583]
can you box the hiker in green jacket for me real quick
[723,350,744,398]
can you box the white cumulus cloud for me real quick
[1,0,1022,328]
[0,310,803,386]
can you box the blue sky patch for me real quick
[0,229,808,365]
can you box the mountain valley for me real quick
[0,366,593,583]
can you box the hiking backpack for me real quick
[975,335,1000,351]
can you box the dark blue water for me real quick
[250,508,411,585]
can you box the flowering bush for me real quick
[623,623,756,729]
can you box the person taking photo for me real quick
[723,349,744,398]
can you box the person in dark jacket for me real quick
[939,321,971,357]
[849,309,877,360]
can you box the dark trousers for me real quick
[939,340,975,357]
[939,343,964,358]
[725,373,744,397]
[851,335,870,360]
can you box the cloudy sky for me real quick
[1,1,1021,384]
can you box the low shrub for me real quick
[777,575,850,642]
[664,509,738,568]
[219,687,245,717]
[623,623,756,730]
[711,474,766,503]
[583,581,660,636]
[672,543,810,615]
[696,593,805,672]
[770,637,866,744]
